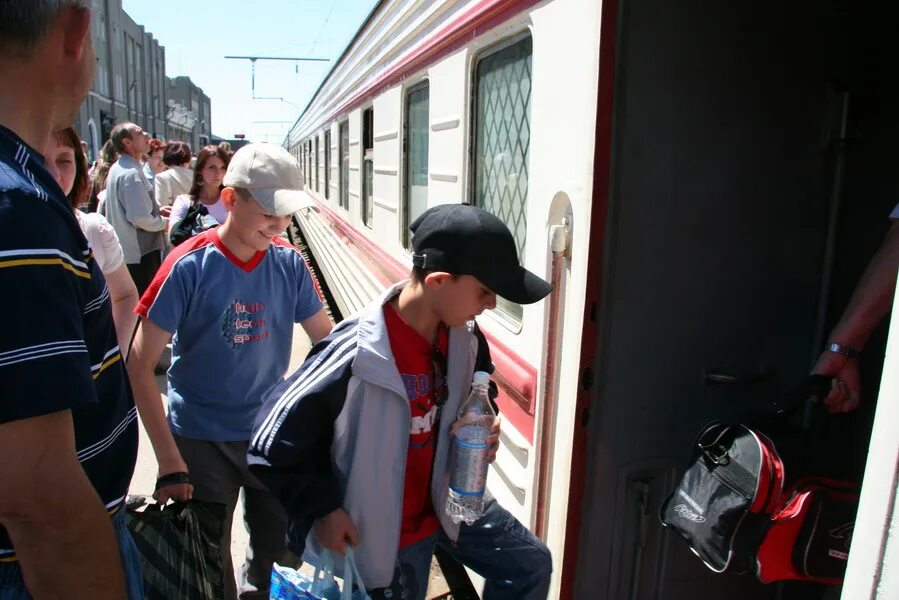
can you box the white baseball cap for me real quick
[223,143,312,216]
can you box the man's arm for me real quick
[813,220,899,411]
[300,308,332,345]
[120,176,167,232]
[127,318,192,502]
[0,411,125,598]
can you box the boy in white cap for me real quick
[127,143,333,600]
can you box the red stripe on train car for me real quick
[299,0,545,136]
[307,199,538,442]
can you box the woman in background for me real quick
[44,128,139,356]
[143,138,167,191]
[153,141,192,208]
[169,144,230,229]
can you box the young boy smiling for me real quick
[249,203,554,600]
[128,143,332,600]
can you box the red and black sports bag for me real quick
[756,477,859,584]
[660,375,858,584]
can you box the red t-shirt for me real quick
[383,300,448,548]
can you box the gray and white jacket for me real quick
[248,282,494,587]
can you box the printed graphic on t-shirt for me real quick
[402,374,442,446]
[221,299,269,348]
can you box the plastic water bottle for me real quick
[446,371,495,525]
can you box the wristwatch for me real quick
[824,342,859,358]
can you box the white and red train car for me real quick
[281,0,899,598]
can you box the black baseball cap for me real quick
[409,204,552,304]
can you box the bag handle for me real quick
[342,547,369,600]
[773,374,833,417]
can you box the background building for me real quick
[73,0,212,161]
[167,76,212,150]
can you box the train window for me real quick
[339,121,349,210]
[307,140,312,187]
[314,137,320,193]
[471,34,533,323]
[403,82,429,250]
[362,108,374,227]
[326,132,333,199]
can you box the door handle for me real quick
[703,367,774,385]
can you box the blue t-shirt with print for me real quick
[137,229,323,441]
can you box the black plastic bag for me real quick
[125,496,226,600]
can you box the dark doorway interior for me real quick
[574,0,897,598]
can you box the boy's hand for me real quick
[450,418,502,463]
[486,417,501,464]
[155,455,193,504]
[314,508,360,555]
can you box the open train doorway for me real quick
[571,0,897,598]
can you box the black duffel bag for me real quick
[660,375,859,585]
[660,422,784,573]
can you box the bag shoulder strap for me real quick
[472,322,499,412]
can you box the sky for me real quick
[122,0,380,144]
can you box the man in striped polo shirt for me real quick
[0,2,141,598]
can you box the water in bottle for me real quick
[446,371,495,525]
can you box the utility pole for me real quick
[225,55,329,109]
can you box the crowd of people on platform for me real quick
[6,2,898,600]
[0,3,554,600]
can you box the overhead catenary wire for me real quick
[310,0,340,55]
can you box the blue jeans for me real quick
[0,508,144,599]
[368,496,552,600]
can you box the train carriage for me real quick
[282,0,899,598]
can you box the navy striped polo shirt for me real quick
[0,125,138,561]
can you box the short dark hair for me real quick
[110,122,141,154]
[0,1,89,57]
[162,141,191,167]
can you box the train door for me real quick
[571,0,898,598]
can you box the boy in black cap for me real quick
[249,203,553,600]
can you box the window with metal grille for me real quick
[362,108,374,227]
[324,130,331,200]
[403,82,429,250]
[339,121,349,210]
[471,34,532,323]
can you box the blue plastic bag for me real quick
[270,548,371,600]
